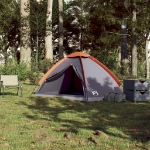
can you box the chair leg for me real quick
[2,86,5,98]
[17,86,19,95]
[20,86,23,97]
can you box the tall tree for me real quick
[64,0,89,53]
[30,0,47,64]
[63,0,150,73]
[58,0,64,59]
[146,38,150,79]
[0,0,20,62]
[131,1,137,77]
[45,0,53,60]
[83,0,124,69]
[20,0,31,66]
[120,0,128,74]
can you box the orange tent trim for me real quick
[39,57,67,85]
[67,52,90,58]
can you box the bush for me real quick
[0,58,28,81]
[27,71,44,85]
[27,59,54,85]
[39,59,54,74]
[90,50,119,71]
[137,60,146,79]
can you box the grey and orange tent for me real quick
[35,52,122,101]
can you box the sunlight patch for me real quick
[109,114,118,118]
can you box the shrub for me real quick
[27,59,54,84]
[137,60,146,79]
[0,58,28,81]
[38,59,54,74]
[90,50,119,71]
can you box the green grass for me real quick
[0,84,150,150]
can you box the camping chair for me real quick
[0,75,22,97]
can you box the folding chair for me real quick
[0,75,22,97]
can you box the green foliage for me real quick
[0,0,150,80]
[91,49,119,71]
[0,0,20,57]
[27,59,54,84]
[137,59,146,79]
[30,0,47,59]
[27,71,43,85]
[38,59,54,73]
[52,0,59,25]
[0,59,28,81]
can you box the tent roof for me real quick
[67,52,90,58]
[39,52,121,86]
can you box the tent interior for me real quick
[46,66,84,95]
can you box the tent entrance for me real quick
[59,66,84,95]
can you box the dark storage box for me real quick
[123,90,149,102]
[123,79,149,91]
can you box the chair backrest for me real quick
[0,75,19,86]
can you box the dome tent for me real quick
[35,52,122,101]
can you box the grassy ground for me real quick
[0,84,150,150]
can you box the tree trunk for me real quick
[45,0,53,60]
[146,40,149,79]
[121,19,128,74]
[36,28,39,66]
[58,0,64,60]
[20,0,31,67]
[35,16,39,67]
[121,20,127,56]
[120,0,129,74]
[131,2,137,77]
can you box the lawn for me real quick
[0,83,150,150]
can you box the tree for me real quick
[83,0,124,70]
[0,0,20,63]
[63,0,89,53]
[131,1,137,77]
[120,0,128,74]
[20,0,31,66]
[45,0,53,60]
[58,0,64,59]
[64,0,150,78]
[146,38,150,79]
[30,0,47,65]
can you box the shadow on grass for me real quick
[0,91,20,97]
[19,79,150,143]
[20,97,150,142]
